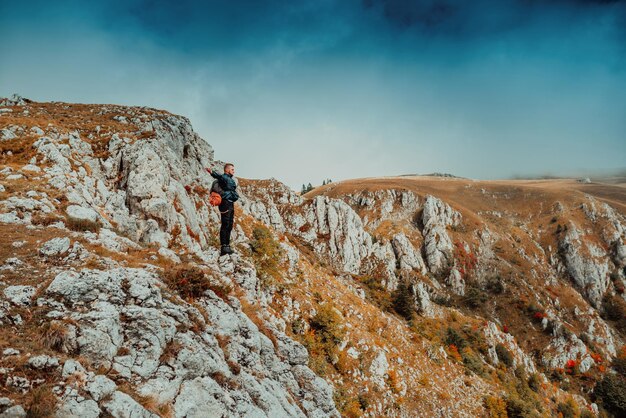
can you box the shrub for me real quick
[485,277,505,294]
[556,399,579,418]
[528,373,541,392]
[249,225,284,289]
[359,275,392,311]
[392,279,415,321]
[310,304,345,347]
[66,216,100,232]
[445,327,468,350]
[464,286,487,308]
[484,396,507,418]
[164,265,231,300]
[594,373,626,416]
[462,348,485,376]
[496,343,514,368]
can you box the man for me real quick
[206,163,239,256]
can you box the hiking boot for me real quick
[220,245,234,256]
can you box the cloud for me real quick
[0,0,624,189]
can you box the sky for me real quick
[0,0,625,189]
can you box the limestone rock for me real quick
[39,237,71,257]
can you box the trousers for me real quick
[218,200,235,246]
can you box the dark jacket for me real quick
[210,171,239,202]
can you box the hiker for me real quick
[206,163,239,256]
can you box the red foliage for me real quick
[533,312,547,320]
[590,352,602,364]
[448,344,462,362]
[453,240,477,279]
[502,325,509,333]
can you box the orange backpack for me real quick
[209,191,222,206]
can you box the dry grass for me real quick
[25,384,58,418]
[40,321,72,353]
[65,216,100,232]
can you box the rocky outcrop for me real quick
[45,267,338,417]
[558,221,610,308]
[422,195,462,276]
[391,233,427,274]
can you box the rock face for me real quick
[391,233,427,273]
[421,195,461,277]
[46,267,338,417]
[240,180,398,285]
[558,222,610,308]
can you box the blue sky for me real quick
[1,0,624,189]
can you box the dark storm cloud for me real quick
[362,0,626,41]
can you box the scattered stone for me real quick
[28,355,60,370]
[2,348,19,357]
[0,405,26,418]
[66,205,98,223]
[39,237,71,257]
[3,286,35,306]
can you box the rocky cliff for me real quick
[0,95,625,417]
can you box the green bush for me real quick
[445,327,468,350]
[505,396,539,418]
[528,373,541,392]
[464,286,488,308]
[463,351,485,376]
[496,343,514,368]
[392,279,415,321]
[594,373,626,416]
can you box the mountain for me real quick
[0,95,624,417]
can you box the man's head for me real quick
[224,163,235,176]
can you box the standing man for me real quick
[206,163,239,256]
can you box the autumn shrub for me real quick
[164,264,231,300]
[249,224,284,289]
[556,399,579,418]
[462,348,485,376]
[484,396,507,418]
[310,304,345,347]
[445,327,468,350]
